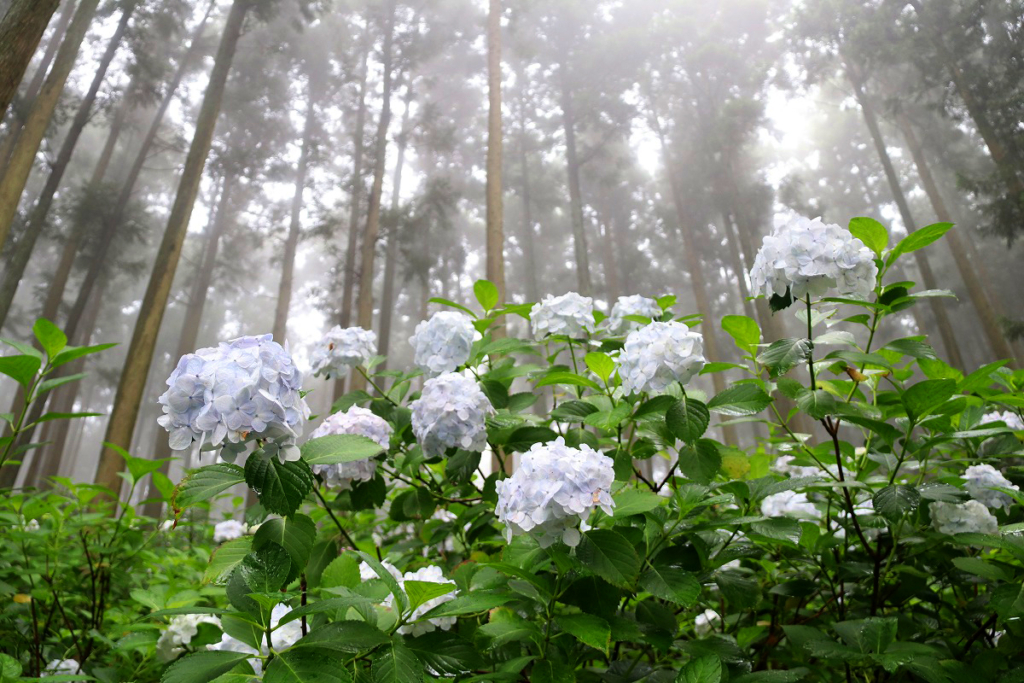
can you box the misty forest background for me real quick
[0,0,1022,496]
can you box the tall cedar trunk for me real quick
[141,174,234,518]
[62,2,217,342]
[515,71,539,302]
[598,208,619,301]
[485,0,505,313]
[557,49,592,296]
[0,0,101,250]
[0,0,61,120]
[896,113,1016,364]
[0,2,134,329]
[273,76,318,344]
[351,0,397,395]
[847,66,965,369]
[95,0,249,494]
[720,211,757,320]
[378,85,414,365]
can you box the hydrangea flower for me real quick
[963,464,1019,510]
[411,372,493,456]
[749,216,878,301]
[357,561,458,635]
[495,437,615,547]
[409,311,477,376]
[209,604,300,673]
[359,559,403,583]
[980,410,1024,431]
[617,321,705,395]
[605,295,662,335]
[213,520,247,543]
[156,614,222,661]
[530,292,595,340]
[157,335,309,462]
[309,326,377,378]
[695,609,720,637]
[761,491,820,519]
[930,500,999,536]
[308,406,391,489]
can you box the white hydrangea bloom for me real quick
[213,520,247,543]
[761,491,820,519]
[309,326,377,379]
[46,659,82,677]
[397,566,458,636]
[308,406,391,489]
[409,311,477,377]
[980,410,1024,431]
[157,335,309,462]
[359,559,404,583]
[411,372,493,456]
[208,604,299,673]
[772,455,819,479]
[617,321,705,395]
[530,292,596,340]
[24,518,39,531]
[749,216,878,301]
[157,614,222,662]
[930,500,999,536]
[605,295,662,335]
[695,609,720,637]
[495,437,615,547]
[963,464,1019,511]
[160,519,174,532]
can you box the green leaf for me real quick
[796,389,836,420]
[902,379,956,422]
[757,338,812,378]
[550,400,599,422]
[535,371,602,391]
[666,397,710,443]
[428,297,476,317]
[613,488,665,517]
[263,648,354,683]
[32,318,67,359]
[848,217,888,256]
[708,385,771,417]
[677,440,722,485]
[300,433,384,466]
[676,655,722,683]
[244,453,314,517]
[205,537,254,583]
[356,551,408,614]
[891,222,953,260]
[406,631,482,677]
[50,342,117,369]
[403,579,457,612]
[0,354,41,389]
[240,544,292,593]
[751,518,802,545]
[252,515,316,574]
[172,464,246,514]
[372,637,422,683]
[0,653,21,680]
[419,590,515,619]
[556,613,611,654]
[584,351,615,382]
[640,564,701,606]
[161,651,255,683]
[577,529,641,589]
[505,426,558,452]
[289,621,390,654]
[873,485,920,523]
[103,441,167,484]
[722,315,761,353]
[951,556,1010,582]
[474,279,499,311]
[36,372,86,396]
[882,338,936,360]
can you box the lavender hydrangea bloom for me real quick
[749,216,878,301]
[156,614,222,661]
[411,372,493,456]
[530,292,595,340]
[495,437,615,547]
[980,410,1024,431]
[310,326,377,378]
[309,406,392,489]
[605,295,662,335]
[617,321,705,395]
[157,334,309,462]
[409,311,477,376]
[963,464,1019,510]
[930,500,999,536]
[213,520,247,543]
[761,491,820,519]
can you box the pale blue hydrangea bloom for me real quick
[409,311,477,376]
[46,659,83,678]
[310,325,377,378]
[530,292,596,340]
[963,464,1019,510]
[213,520,247,542]
[617,321,705,395]
[309,406,391,489]
[356,562,458,635]
[156,614,222,662]
[760,491,820,519]
[980,410,1024,431]
[495,437,615,547]
[157,334,309,462]
[930,500,999,535]
[749,216,878,301]
[410,372,493,456]
[605,295,662,335]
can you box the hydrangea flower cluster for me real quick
[605,295,662,335]
[749,216,878,301]
[213,520,247,543]
[695,609,721,637]
[530,292,595,340]
[156,614,222,661]
[309,325,377,378]
[308,406,392,488]
[209,604,301,673]
[358,561,458,635]
[761,491,820,519]
[409,311,477,376]
[980,410,1024,431]
[411,372,493,456]
[930,500,999,536]
[157,335,309,462]
[617,321,705,395]
[495,437,615,547]
[963,464,1019,510]
[46,659,82,677]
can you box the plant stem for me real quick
[357,367,398,406]
[805,295,816,391]
[313,485,359,550]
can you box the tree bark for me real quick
[0,0,62,121]
[485,0,505,313]
[597,209,619,302]
[720,210,757,320]
[95,0,249,495]
[556,48,592,296]
[0,2,134,329]
[0,0,101,251]
[515,70,540,303]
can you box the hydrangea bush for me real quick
[2,218,1023,681]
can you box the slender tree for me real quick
[485,0,505,309]
[0,0,62,120]
[556,43,592,296]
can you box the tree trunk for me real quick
[0,0,61,121]
[485,0,505,312]
[515,71,540,303]
[0,0,101,250]
[0,1,134,329]
[598,210,619,302]
[95,0,249,495]
[847,65,965,369]
[720,210,757,320]
[556,49,592,296]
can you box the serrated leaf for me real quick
[873,485,920,523]
[403,580,456,612]
[406,631,482,676]
[300,434,383,466]
[584,351,615,382]
[289,621,390,654]
[721,315,761,353]
[372,637,421,683]
[173,464,246,513]
[677,440,722,485]
[428,297,476,317]
[613,488,664,517]
[245,453,314,517]
[253,515,316,574]
[556,613,611,654]
[577,529,641,589]
[205,537,254,583]
[474,279,499,310]
[796,389,836,420]
[161,651,254,683]
[667,397,710,443]
[263,647,354,683]
[891,222,953,260]
[419,590,515,619]
[708,384,771,417]
[640,565,700,606]
[849,217,888,255]
[50,342,117,369]
[0,354,41,389]
[902,379,956,423]
[240,544,292,593]
[676,655,722,683]
[32,318,67,359]
[757,338,811,378]
[535,371,601,391]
